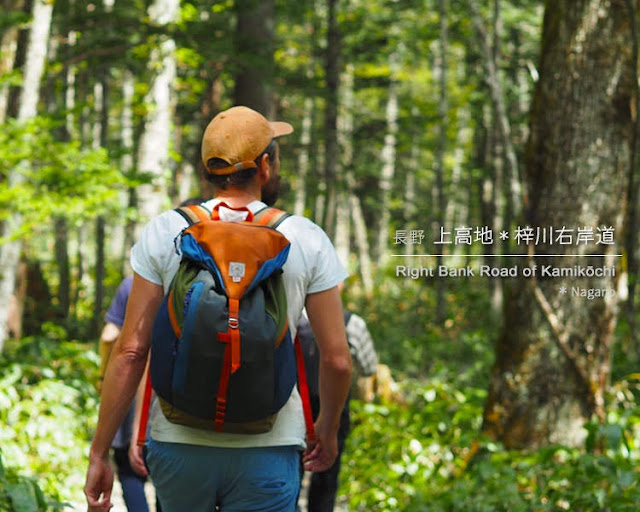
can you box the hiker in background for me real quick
[297,284,378,512]
[85,106,352,512]
[97,276,152,512]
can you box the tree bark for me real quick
[435,0,448,325]
[470,0,522,225]
[376,51,399,266]
[623,0,640,340]
[0,0,25,122]
[0,0,53,351]
[233,0,275,117]
[294,97,314,217]
[483,0,633,448]
[118,69,135,273]
[322,0,340,240]
[136,0,179,223]
[91,76,109,337]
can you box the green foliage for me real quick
[346,273,498,378]
[0,117,125,241]
[338,279,640,511]
[0,336,99,504]
[342,372,640,511]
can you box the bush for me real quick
[0,451,61,512]
[340,371,640,511]
[0,335,99,505]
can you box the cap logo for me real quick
[229,262,246,283]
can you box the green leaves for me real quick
[0,117,125,243]
[0,337,99,505]
[0,450,55,512]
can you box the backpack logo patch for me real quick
[229,262,246,283]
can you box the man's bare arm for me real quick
[303,286,352,472]
[85,274,163,510]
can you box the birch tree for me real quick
[135,0,179,223]
[376,50,399,266]
[0,0,54,351]
[435,0,448,325]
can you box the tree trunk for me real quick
[0,0,53,351]
[118,70,135,274]
[435,0,448,325]
[322,0,341,240]
[233,0,275,117]
[0,0,25,122]
[376,51,399,266]
[348,176,375,296]
[624,0,640,340]
[91,75,109,337]
[470,0,522,225]
[334,64,355,272]
[294,97,314,217]
[54,218,71,320]
[136,0,178,223]
[483,0,633,448]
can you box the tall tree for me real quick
[135,0,179,222]
[435,0,448,325]
[0,1,26,122]
[233,0,275,116]
[321,0,341,239]
[0,0,54,350]
[376,49,399,266]
[483,0,634,448]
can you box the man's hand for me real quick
[84,453,114,512]
[128,443,148,477]
[302,417,338,472]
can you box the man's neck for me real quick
[213,190,262,209]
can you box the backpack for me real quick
[137,202,315,440]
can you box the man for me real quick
[85,106,352,512]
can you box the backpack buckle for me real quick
[228,317,239,329]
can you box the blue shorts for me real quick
[145,439,301,512]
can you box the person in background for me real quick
[297,283,378,512]
[97,276,151,512]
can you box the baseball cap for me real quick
[201,106,294,175]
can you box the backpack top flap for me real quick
[179,220,291,300]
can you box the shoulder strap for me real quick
[137,365,153,447]
[174,204,211,226]
[253,207,291,229]
[295,334,317,444]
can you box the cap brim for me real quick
[270,121,294,138]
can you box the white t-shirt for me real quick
[130,199,348,448]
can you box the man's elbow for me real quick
[322,351,352,380]
[113,342,148,367]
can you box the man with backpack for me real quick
[85,106,352,512]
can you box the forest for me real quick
[2,0,640,510]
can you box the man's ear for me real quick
[257,153,271,182]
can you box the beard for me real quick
[261,174,282,207]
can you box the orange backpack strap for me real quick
[295,333,317,444]
[137,367,153,447]
[174,204,211,225]
[253,207,291,229]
